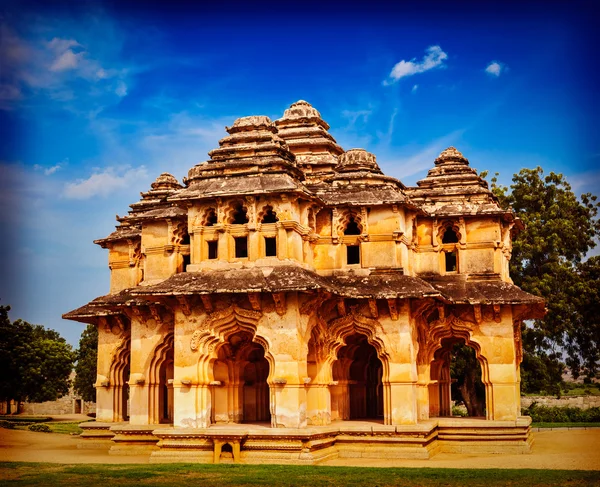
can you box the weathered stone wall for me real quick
[521,395,600,410]
[20,396,96,415]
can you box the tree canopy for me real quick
[0,304,76,412]
[485,167,600,390]
[74,324,98,402]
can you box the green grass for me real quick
[533,422,600,428]
[10,422,84,435]
[0,463,598,487]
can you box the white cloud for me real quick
[63,165,148,199]
[341,109,372,126]
[411,84,418,93]
[49,48,81,72]
[0,23,132,110]
[115,80,128,97]
[384,45,448,85]
[33,158,68,176]
[485,61,505,77]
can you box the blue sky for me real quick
[1,1,598,347]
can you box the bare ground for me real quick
[0,418,598,470]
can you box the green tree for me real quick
[74,325,98,402]
[484,167,600,390]
[0,307,76,412]
[450,343,486,416]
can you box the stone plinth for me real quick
[78,422,117,449]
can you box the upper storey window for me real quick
[439,223,460,273]
[205,209,218,226]
[344,217,361,236]
[344,216,362,265]
[442,227,459,244]
[261,207,278,224]
[231,202,249,225]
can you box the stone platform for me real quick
[79,417,532,463]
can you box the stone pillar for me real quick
[271,381,307,428]
[306,384,331,425]
[416,363,430,420]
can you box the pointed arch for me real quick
[109,336,131,421]
[419,313,491,419]
[147,333,174,424]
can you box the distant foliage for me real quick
[483,167,600,390]
[0,304,76,412]
[74,325,98,402]
[523,403,600,423]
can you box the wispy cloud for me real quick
[0,21,132,110]
[383,128,466,181]
[485,61,506,77]
[384,45,448,85]
[63,166,148,199]
[341,109,372,127]
[411,84,418,94]
[34,159,68,176]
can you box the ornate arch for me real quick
[109,336,131,387]
[437,220,462,244]
[201,207,218,226]
[225,200,249,225]
[190,305,274,384]
[148,333,174,385]
[310,310,391,384]
[257,204,279,224]
[335,209,364,237]
[418,313,490,387]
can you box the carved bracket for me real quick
[272,293,286,316]
[248,293,261,311]
[176,296,192,316]
[387,299,399,321]
[368,299,379,319]
[201,295,213,313]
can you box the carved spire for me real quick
[275,100,343,183]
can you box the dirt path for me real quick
[0,427,598,470]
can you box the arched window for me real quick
[205,209,218,226]
[231,202,249,225]
[261,207,278,224]
[442,227,459,244]
[344,216,361,235]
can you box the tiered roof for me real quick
[274,100,344,182]
[94,172,183,248]
[172,115,309,201]
[407,147,509,217]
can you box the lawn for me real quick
[0,463,598,487]
[533,422,600,429]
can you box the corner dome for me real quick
[150,173,182,191]
[336,148,380,171]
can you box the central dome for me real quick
[281,100,323,120]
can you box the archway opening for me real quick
[332,333,383,421]
[211,331,271,425]
[242,344,270,423]
[430,338,486,417]
[158,349,174,423]
[110,343,130,422]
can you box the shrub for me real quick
[0,420,15,429]
[28,423,51,433]
[451,405,468,417]
[522,403,600,423]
